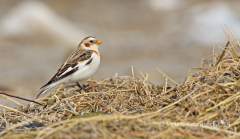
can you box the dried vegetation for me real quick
[1,26,240,138]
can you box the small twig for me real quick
[230,65,240,75]
[0,104,42,120]
[192,89,214,99]
[216,44,234,60]
[131,66,138,95]
[164,77,167,94]
[213,35,216,65]
[161,84,182,95]
[0,94,22,106]
[215,41,229,66]
[51,84,63,98]
[3,102,8,128]
[68,102,78,119]
[64,99,79,115]
[206,92,240,112]
[225,24,240,47]
[0,91,45,106]
[0,118,37,136]
[204,75,229,94]
[222,27,238,59]
[66,88,74,98]
[156,68,179,85]
[64,109,79,116]
[191,67,206,70]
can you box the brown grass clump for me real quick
[1,26,240,138]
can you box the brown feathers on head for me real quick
[78,36,101,49]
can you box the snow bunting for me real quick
[36,36,101,99]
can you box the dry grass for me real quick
[1,27,240,139]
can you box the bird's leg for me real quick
[82,84,92,92]
[82,84,89,88]
[75,82,91,92]
[76,82,82,89]
[75,82,83,93]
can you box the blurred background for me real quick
[1,0,240,107]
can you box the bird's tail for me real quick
[36,83,57,99]
[36,81,62,99]
[35,87,51,99]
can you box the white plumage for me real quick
[36,36,101,99]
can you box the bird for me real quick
[36,36,102,99]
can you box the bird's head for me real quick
[78,36,101,50]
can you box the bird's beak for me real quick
[96,40,102,45]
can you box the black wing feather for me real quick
[40,50,93,89]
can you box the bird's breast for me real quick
[69,54,100,82]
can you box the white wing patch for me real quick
[58,66,74,78]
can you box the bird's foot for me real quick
[75,82,91,93]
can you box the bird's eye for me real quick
[90,40,93,43]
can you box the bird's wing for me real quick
[40,49,93,89]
